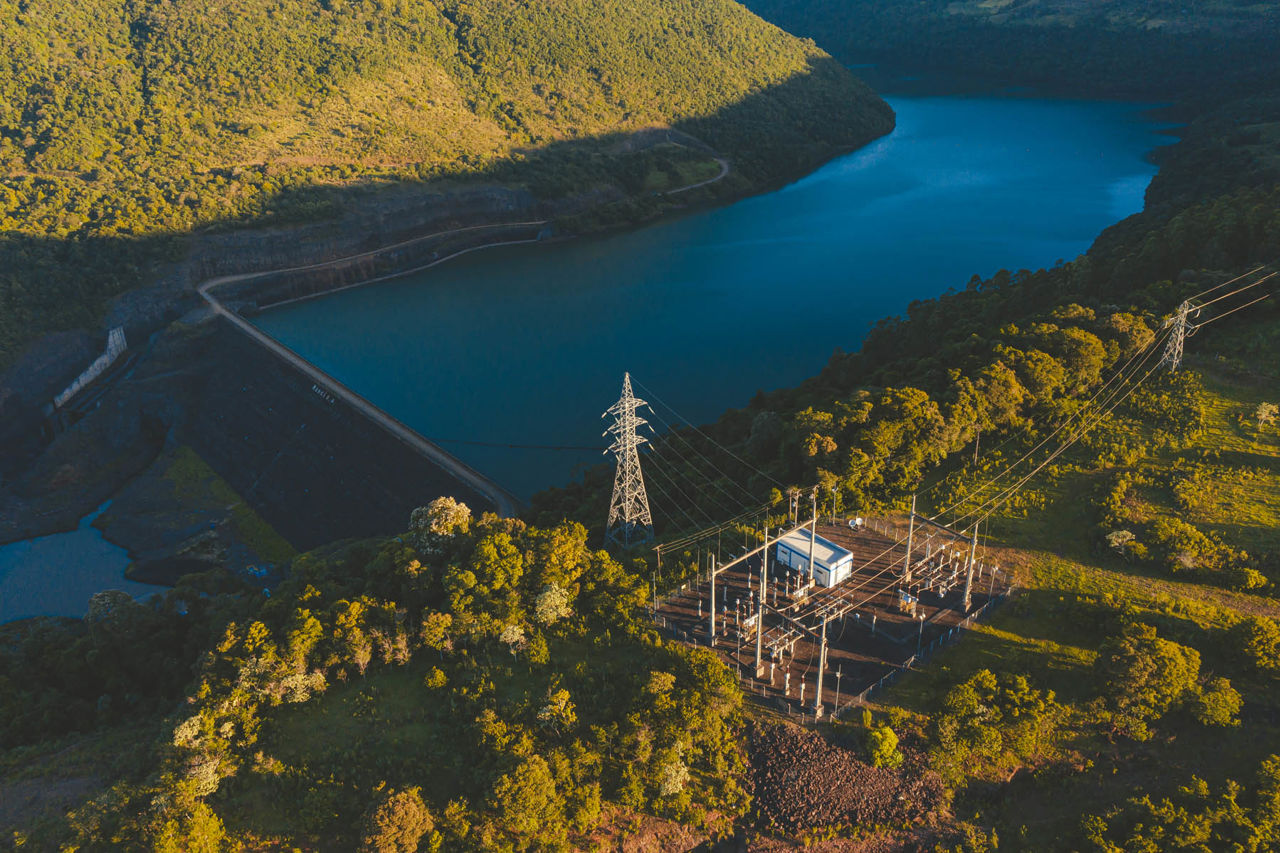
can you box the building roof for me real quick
[776,529,852,567]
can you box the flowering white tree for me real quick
[537,688,577,732]
[408,497,471,553]
[500,623,527,658]
[534,583,573,626]
[656,748,690,796]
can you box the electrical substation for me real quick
[596,266,1275,721]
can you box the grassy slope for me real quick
[0,721,165,844]
[875,317,1280,845]
[95,444,297,567]
[0,0,891,369]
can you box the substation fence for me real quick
[652,584,1018,723]
[827,585,1018,722]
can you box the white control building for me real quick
[775,529,855,588]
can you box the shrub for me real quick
[1095,623,1200,741]
[1147,517,1227,574]
[1230,566,1269,591]
[1228,617,1280,672]
[1193,677,1242,727]
[361,786,436,853]
[867,725,904,769]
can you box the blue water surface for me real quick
[254,95,1174,498]
[0,502,163,623]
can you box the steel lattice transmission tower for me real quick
[603,372,654,547]
[1161,299,1199,372]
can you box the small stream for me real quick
[0,502,165,624]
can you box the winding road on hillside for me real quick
[665,156,731,195]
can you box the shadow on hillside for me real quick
[0,56,893,539]
[0,54,893,366]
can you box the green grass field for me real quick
[872,320,1280,846]
[162,446,298,565]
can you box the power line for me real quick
[642,420,756,512]
[632,377,785,488]
[644,438,745,518]
[658,501,774,552]
[642,406,758,504]
[928,324,1172,522]
[946,332,1168,528]
[1193,271,1276,310]
[949,345,1165,529]
[644,451,718,521]
[1186,264,1268,301]
[642,449,719,527]
[923,272,1272,512]
[918,311,1177,512]
[947,332,1171,529]
[642,462,709,532]
[946,279,1274,528]
[1191,289,1275,330]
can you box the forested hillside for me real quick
[0,0,892,368]
[741,0,1280,98]
[1,503,749,849]
[532,95,1280,546]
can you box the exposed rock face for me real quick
[0,181,593,495]
[190,185,548,280]
[0,169,680,561]
[744,720,946,833]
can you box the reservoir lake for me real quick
[257,94,1173,500]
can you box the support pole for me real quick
[904,494,916,583]
[807,492,817,587]
[755,526,769,678]
[962,523,978,611]
[1161,299,1195,372]
[603,373,654,546]
[814,615,828,719]
[708,554,716,644]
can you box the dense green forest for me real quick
[0,0,891,370]
[3,502,748,848]
[741,0,1280,99]
[6,104,1278,846]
